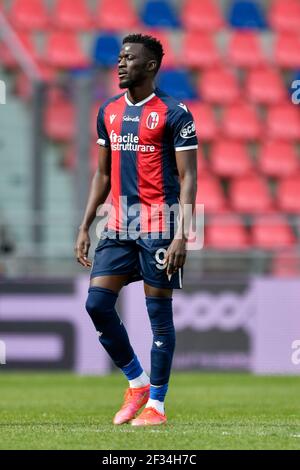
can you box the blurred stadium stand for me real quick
[0,0,300,279]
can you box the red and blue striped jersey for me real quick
[97,88,198,233]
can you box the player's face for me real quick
[118,43,153,89]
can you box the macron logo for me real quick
[155,341,163,348]
[110,114,117,124]
[178,103,188,113]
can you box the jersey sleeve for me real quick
[169,106,198,152]
[96,105,110,147]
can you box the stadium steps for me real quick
[0,93,32,249]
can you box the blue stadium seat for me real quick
[93,34,121,67]
[228,0,268,29]
[141,0,180,28]
[157,69,198,100]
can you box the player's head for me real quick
[118,33,164,89]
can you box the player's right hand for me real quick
[74,228,92,268]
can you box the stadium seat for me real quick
[223,103,262,140]
[64,144,75,171]
[52,0,94,31]
[45,32,89,69]
[246,67,287,104]
[0,32,39,69]
[271,249,300,277]
[269,0,300,33]
[15,65,55,100]
[157,69,197,101]
[141,0,180,28]
[95,0,140,31]
[229,174,273,213]
[181,0,223,32]
[93,34,121,67]
[199,66,240,104]
[65,142,99,174]
[210,139,253,177]
[258,141,299,177]
[9,0,49,31]
[227,31,267,68]
[205,214,250,250]
[251,215,296,249]
[267,103,300,140]
[187,102,219,141]
[181,32,221,69]
[228,0,268,29]
[196,172,227,214]
[44,94,75,141]
[277,175,300,213]
[274,33,300,69]
[141,30,177,68]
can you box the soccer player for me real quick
[75,34,198,426]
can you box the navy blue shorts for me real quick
[90,232,183,289]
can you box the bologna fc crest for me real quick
[146,112,159,129]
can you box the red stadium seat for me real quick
[52,0,94,30]
[182,0,224,32]
[196,172,227,214]
[258,141,299,177]
[211,139,253,177]
[269,0,300,33]
[0,32,39,69]
[95,0,140,31]
[182,32,221,69]
[9,0,49,31]
[271,249,300,277]
[246,67,287,104]
[15,64,55,100]
[223,103,262,140]
[64,144,75,170]
[274,33,300,69]
[227,31,267,68]
[267,103,300,140]
[141,30,176,68]
[65,142,99,174]
[45,32,89,69]
[229,174,273,213]
[206,214,250,250]
[277,175,300,213]
[199,66,240,104]
[186,102,219,141]
[44,94,75,141]
[251,215,296,249]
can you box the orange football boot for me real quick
[113,385,150,425]
[131,406,167,426]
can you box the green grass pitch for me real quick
[0,372,300,450]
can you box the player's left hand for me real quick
[164,238,187,276]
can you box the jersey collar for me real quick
[125,91,156,107]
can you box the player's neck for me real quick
[127,83,155,105]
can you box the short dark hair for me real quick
[122,33,164,73]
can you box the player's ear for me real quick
[147,59,157,73]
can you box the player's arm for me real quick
[74,145,111,268]
[165,148,197,276]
